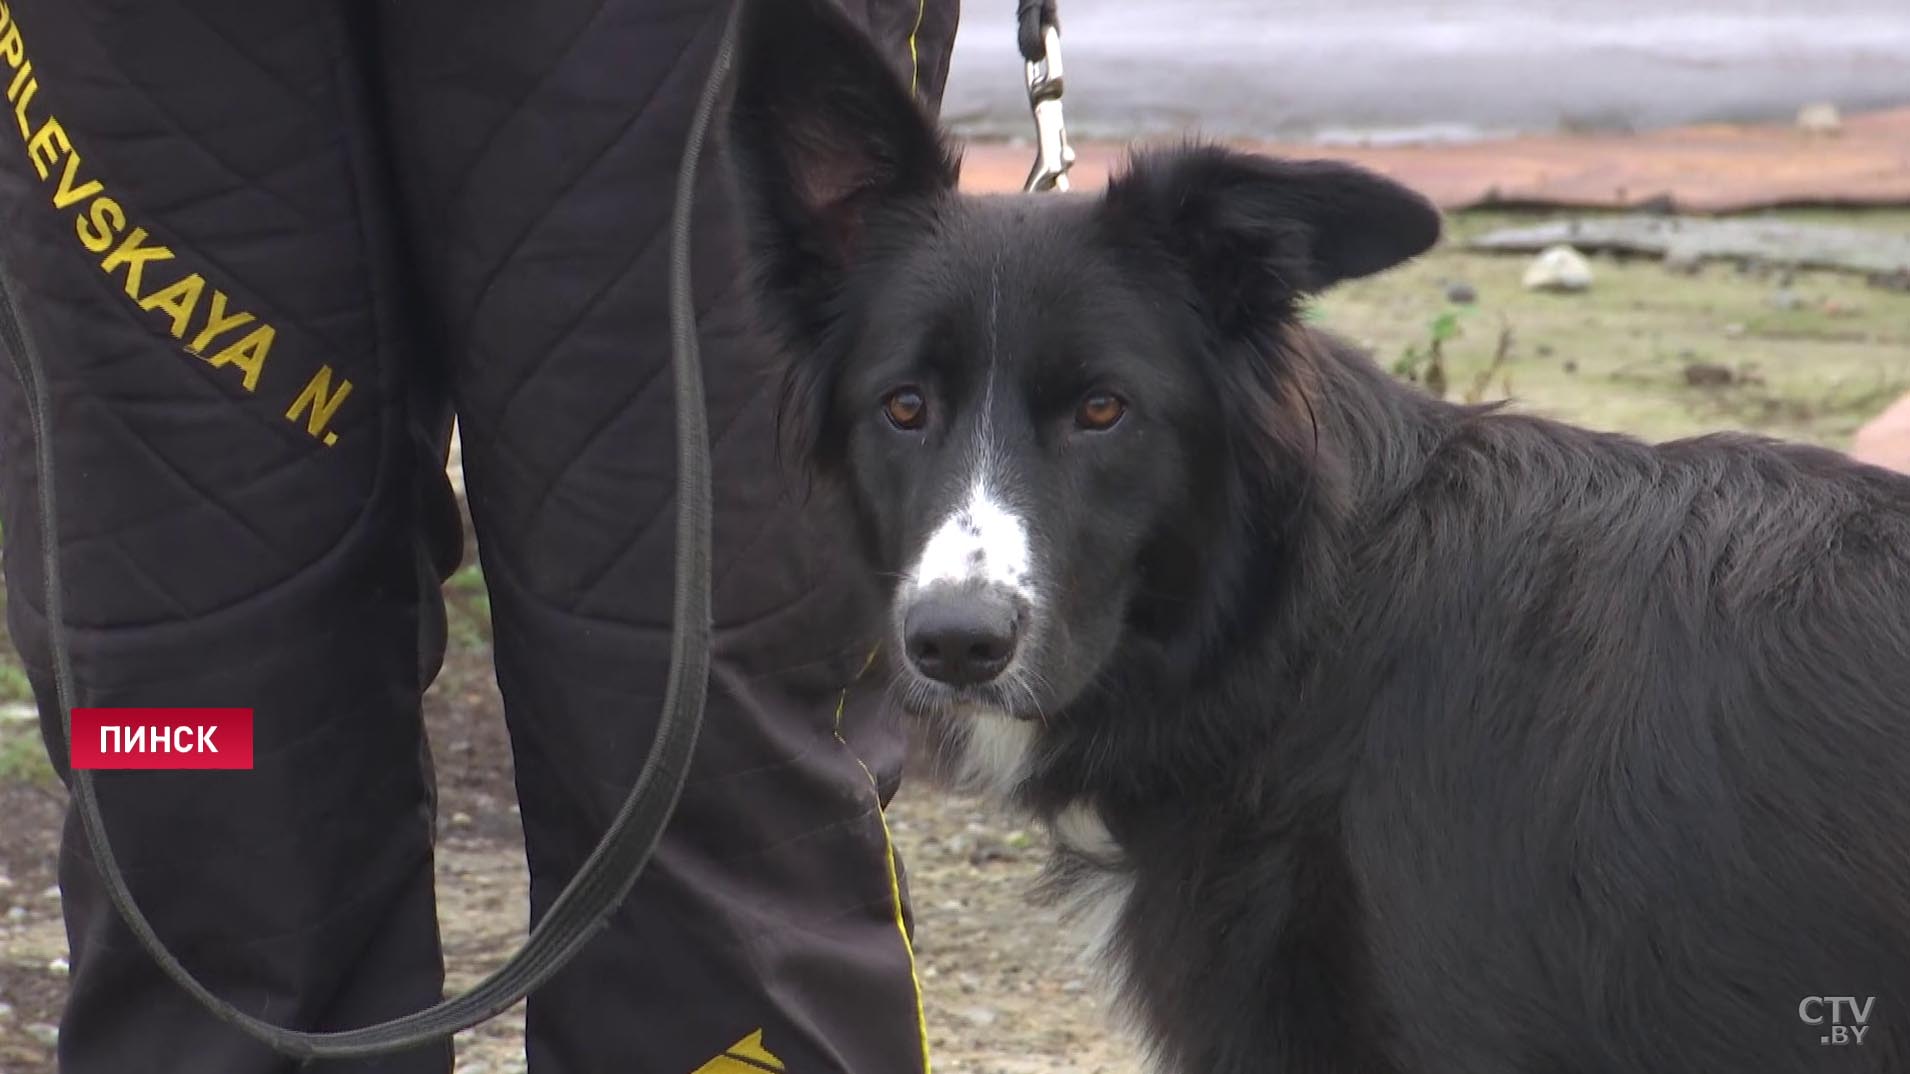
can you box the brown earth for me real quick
[960,106,1910,213]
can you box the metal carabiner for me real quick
[1023,23,1076,193]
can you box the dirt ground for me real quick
[960,107,1910,213]
[1,204,1907,1073]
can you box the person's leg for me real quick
[373,1,957,1070]
[0,2,459,1070]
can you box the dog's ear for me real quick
[1101,146,1440,336]
[727,0,959,353]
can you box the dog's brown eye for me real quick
[1075,392,1127,431]
[884,387,927,430]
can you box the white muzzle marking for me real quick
[906,479,1035,602]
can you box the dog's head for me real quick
[728,0,1439,725]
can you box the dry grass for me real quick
[1315,208,1910,448]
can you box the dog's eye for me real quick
[883,387,928,430]
[1075,392,1127,431]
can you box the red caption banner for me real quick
[69,709,254,770]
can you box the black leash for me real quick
[0,0,731,1058]
[1015,0,1058,60]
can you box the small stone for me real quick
[49,956,71,976]
[26,1021,59,1047]
[450,811,473,827]
[40,885,60,902]
[1662,248,1703,276]
[967,841,1016,866]
[1796,102,1842,135]
[957,1005,1000,1027]
[0,1000,14,1021]
[6,905,26,922]
[1684,363,1736,388]
[1444,280,1478,305]
[1868,269,1910,293]
[0,873,13,889]
[1521,245,1594,293]
[455,1063,491,1074]
[1724,322,1747,338]
[1768,289,1803,311]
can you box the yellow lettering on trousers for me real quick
[25,114,65,179]
[0,8,347,446]
[137,272,204,339]
[51,149,100,209]
[77,195,125,253]
[8,70,31,138]
[187,290,254,353]
[285,363,350,444]
[206,323,272,392]
[100,227,175,299]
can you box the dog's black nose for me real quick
[904,590,1021,687]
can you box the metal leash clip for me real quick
[1023,23,1076,192]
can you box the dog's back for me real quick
[1316,352,1910,1070]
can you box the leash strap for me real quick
[0,0,731,1058]
[1015,0,1059,61]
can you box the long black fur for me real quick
[727,2,1910,1070]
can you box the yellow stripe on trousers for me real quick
[833,642,932,1074]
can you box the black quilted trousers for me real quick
[0,1,958,1071]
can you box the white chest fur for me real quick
[1049,801,1137,979]
[952,712,1158,1067]
[954,714,1136,973]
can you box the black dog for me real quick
[727,1,1910,1070]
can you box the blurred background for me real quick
[944,0,1910,142]
[1,5,1908,1073]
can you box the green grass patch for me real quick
[444,563,493,648]
[0,720,56,787]
[1314,207,1910,448]
[0,661,32,705]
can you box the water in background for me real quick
[941,0,1910,143]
